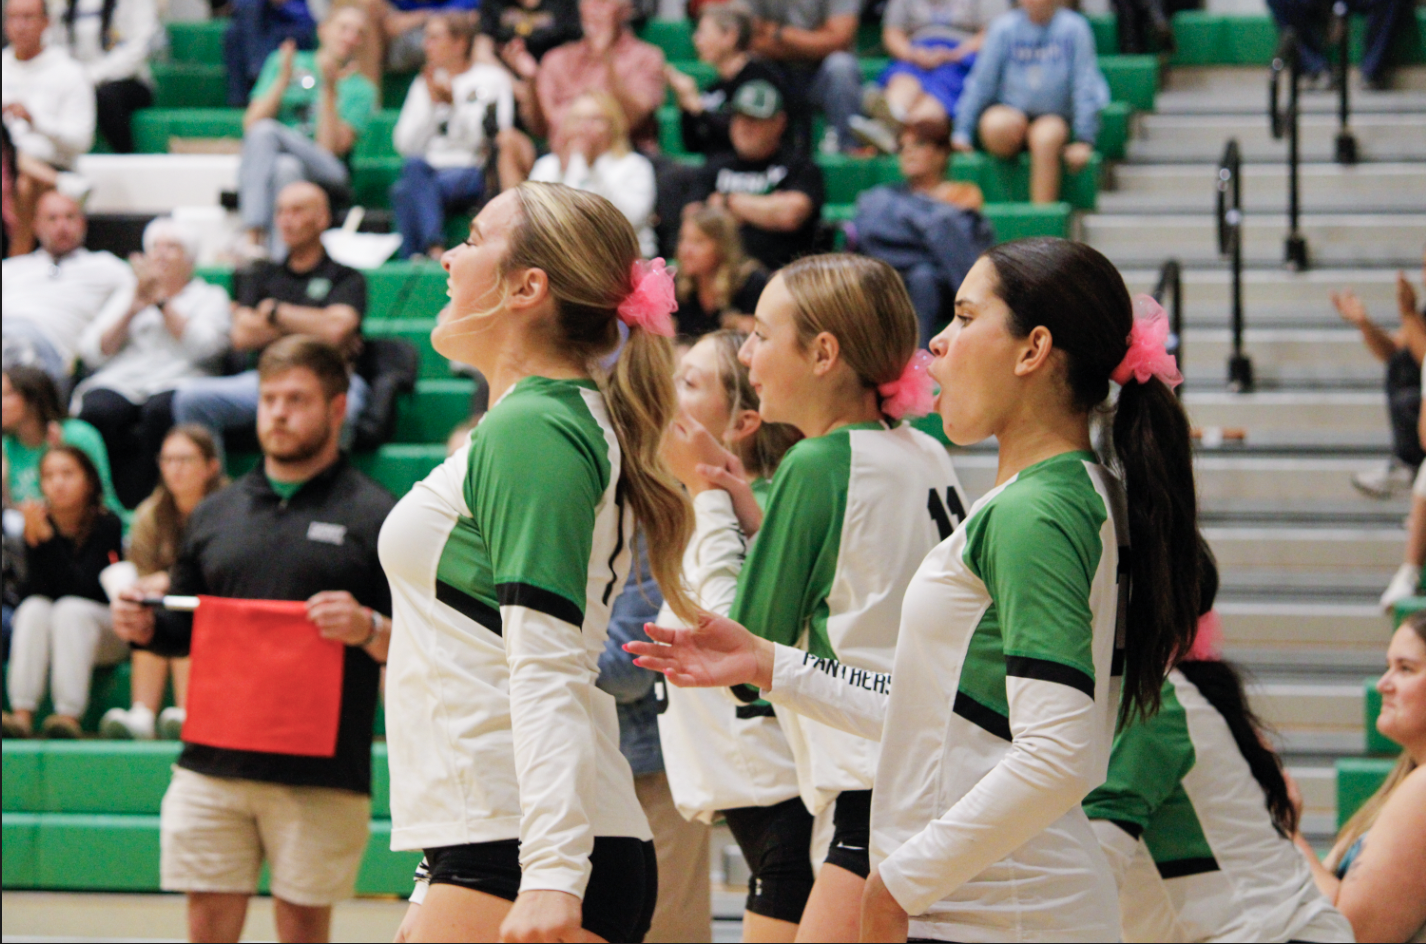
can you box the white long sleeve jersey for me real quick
[1084,669,1353,943]
[378,377,650,900]
[765,450,1129,941]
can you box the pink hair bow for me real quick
[1111,295,1183,390]
[878,349,936,420]
[617,258,678,337]
[1184,609,1223,662]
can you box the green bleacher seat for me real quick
[167,20,227,65]
[2,746,42,812]
[639,19,696,61]
[859,57,891,84]
[383,71,417,108]
[1335,756,1398,828]
[355,109,402,160]
[351,444,445,496]
[982,202,1073,241]
[1087,14,1119,56]
[1365,679,1401,756]
[132,108,244,154]
[152,62,228,109]
[352,156,402,210]
[1392,595,1426,627]
[1098,54,1157,112]
[366,262,450,319]
[38,813,163,891]
[366,318,446,379]
[817,153,902,205]
[3,813,39,887]
[950,151,1099,211]
[1098,101,1130,161]
[358,822,423,895]
[1170,10,1426,66]
[393,379,476,443]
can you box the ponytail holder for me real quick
[1184,609,1223,662]
[617,258,678,338]
[877,349,935,420]
[1112,295,1183,390]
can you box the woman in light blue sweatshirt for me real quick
[952,0,1109,203]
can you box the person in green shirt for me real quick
[237,3,377,260]
[3,366,125,520]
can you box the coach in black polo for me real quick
[113,335,395,944]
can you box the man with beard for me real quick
[112,335,395,944]
[171,182,368,455]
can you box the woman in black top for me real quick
[674,205,770,339]
[2,445,125,739]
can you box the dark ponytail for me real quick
[983,238,1199,724]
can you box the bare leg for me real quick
[1407,493,1426,567]
[496,128,536,193]
[794,863,864,943]
[273,898,332,944]
[904,94,949,130]
[1025,113,1070,204]
[172,657,191,707]
[129,650,170,714]
[188,892,250,943]
[882,73,924,122]
[403,883,512,943]
[744,911,800,943]
[977,104,1029,158]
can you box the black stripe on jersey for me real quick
[497,582,585,626]
[730,683,762,704]
[601,489,627,607]
[736,702,777,720]
[436,580,504,635]
[1106,819,1144,839]
[1005,656,1095,700]
[1155,856,1221,879]
[952,690,1012,741]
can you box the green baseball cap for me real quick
[731,80,784,120]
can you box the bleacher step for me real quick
[1102,162,1426,214]
[1120,266,1403,326]
[1127,113,1426,163]
[1249,680,1364,754]
[1180,328,1379,386]
[1083,212,1426,267]
[1156,66,1426,113]
[1205,525,1401,580]
[1220,601,1389,656]
[1182,390,1387,438]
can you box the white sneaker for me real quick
[1381,563,1422,612]
[157,706,186,741]
[54,171,93,204]
[1351,459,1415,499]
[99,704,155,740]
[849,115,899,155]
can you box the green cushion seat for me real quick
[1098,101,1130,161]
[1097,54,1158,112]
[132,108,244,154]
[1087,14,1119,56]
[355,110,402,160]
[152,62,228,109]
[352,156,403,211]
[167,20,228,65]
[365,318,447,379]
[3,813,39,887]
[393,379,476,444]
[1335,757,1398,828]
[638,19,696,60]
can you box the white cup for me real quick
[98,561,140,603]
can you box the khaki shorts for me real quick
[160,767,370,907]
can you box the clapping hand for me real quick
[500,37,539,80]
[666,64,702,112]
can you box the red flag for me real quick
[182,596,346,757]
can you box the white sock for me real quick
[1380,563,1421,611]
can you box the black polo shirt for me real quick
[699,147,825,271]
[149,458,395,794]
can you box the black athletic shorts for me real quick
[824,789,872,878]
[421,837,657,943]
[721,796,816,924]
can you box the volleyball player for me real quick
[378,183,696,943]
[629,238,1203,941]
[666,255,969,941]
[1084,544,1352,942]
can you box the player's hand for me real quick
[663,412,734,494]
[860,867,910,942]
[694,452,763,537]
[499,889,588,942]
[112,586,156,646]
[307,590,371,646]
[626,612,773,691]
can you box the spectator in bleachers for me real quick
[0,444,124,740]
[690,79,824,272]
[1334,264,1425,500]
[1266,0,1407,90]
[499,0,665,182]
[854,122,992,346]
[112,336,394,944]
[1,0,94,256]
[3,366,124,517]
[528,91,657,256]
[72,218,232,509]
[474,0,579,154]
[45,0,160,154]
[1109,0,1173,55]
[743,0,862,154]
[391,13,514,260]
[1291,611,1426,942]
[1380,372,1426,613]
[99,424,227,740]
[854,0,1008,153]
[354,0,479,91]
[2,125,17,257]
[666,3,791,157]
[952,0,1108,204]
[174,182,368,453]
[673,204,769,338]
[2,191,136,389]
[237,4,376,260]
[224,0,319,107]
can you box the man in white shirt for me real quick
[1,0,96,255]
[2,191,135,391]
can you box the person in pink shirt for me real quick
[496,0,664,187]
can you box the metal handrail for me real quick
[1331,2,1358,164]
[1270,31,1310,269]
[1217,139,1253,391]
[1152,258,1184,397]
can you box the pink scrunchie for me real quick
[617,258,678,337]
[878,349,936,420]
[1184,609,1224,662]
[1112,295,1183,389]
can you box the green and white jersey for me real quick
[1083,670,1353,943]
[656,481,803,822]
[764,450,1128,941]
[379,377,650,900]
[732,421,967,814]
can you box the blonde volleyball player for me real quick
[664,255,969,942]
[378,183,696,943]
[629,237,1204,942]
